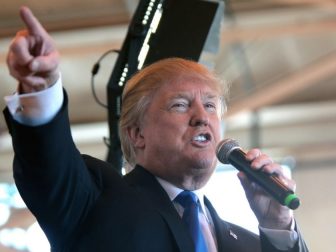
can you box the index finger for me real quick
[19,6,47,36]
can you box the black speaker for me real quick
[144,0,220,66]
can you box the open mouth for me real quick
[192,133,211,143]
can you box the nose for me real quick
[189,104,210,127]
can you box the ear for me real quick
[127,125,145,148]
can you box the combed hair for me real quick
[119,57,228,167]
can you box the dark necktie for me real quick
[175,191,208,252]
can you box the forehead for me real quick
[155,79,220,99]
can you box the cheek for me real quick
[212,120,222,142]
[144,116,188,146]
[143,114,175,137]
[149,111,186,130]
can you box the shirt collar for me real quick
[156,177,207,214]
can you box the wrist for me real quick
[19,83,48,94]
[260,216,293,230]
[18,72,60,94]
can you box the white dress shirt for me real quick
[4,78,63,126]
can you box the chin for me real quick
[192,154,216,170]
[178,159,216,190]
[190,158,216,181]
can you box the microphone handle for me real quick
[229,148,300,210]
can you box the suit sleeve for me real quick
[260,223,309,252]
[3,92,101,248]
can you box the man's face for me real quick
[136,79,222,190]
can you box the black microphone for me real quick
[216,138,300,210]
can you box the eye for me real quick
[170,101,189,112]
[204,102,217,113]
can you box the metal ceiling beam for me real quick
[228,0,336,11]
[0,0,130,38]
[225,52,336,117]
[221,19,336,43]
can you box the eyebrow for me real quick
[169,92,219,100]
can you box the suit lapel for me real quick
[124,165,194,252]
[204,196,242,252]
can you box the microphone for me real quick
[216,138,300,210]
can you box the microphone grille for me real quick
[216,138,239,164]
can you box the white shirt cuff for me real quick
[259,221,298,250]
[4,76,64,126]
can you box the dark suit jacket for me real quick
[4,96,308,252]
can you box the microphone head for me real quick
[216,138,240,164]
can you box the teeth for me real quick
[193,134,207,142]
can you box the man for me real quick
[4,6,308,252]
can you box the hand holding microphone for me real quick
[216,138,300,229]
[216,138,300,210]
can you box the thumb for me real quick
[29,51,59,72]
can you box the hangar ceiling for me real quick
[0,1,336,251]
[1,0,336,179]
